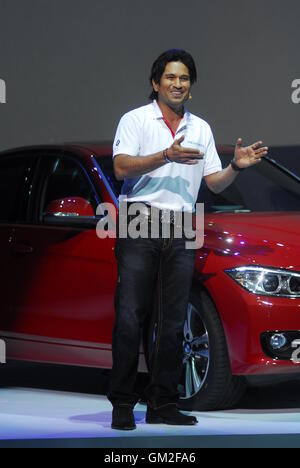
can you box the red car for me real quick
[0,143,299,410]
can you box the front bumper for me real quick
[207,271,300,375]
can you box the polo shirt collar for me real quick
[151,100,191,137]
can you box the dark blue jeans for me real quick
[107,221,196,409]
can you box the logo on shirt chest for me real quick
[186,140,202,147]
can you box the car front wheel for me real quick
[178,289,247,411]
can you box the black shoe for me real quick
[111,405,136,430]
[146,404,198,426]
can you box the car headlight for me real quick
[225,266,300,297]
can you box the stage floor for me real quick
[1,384,300,448]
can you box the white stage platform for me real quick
[1,386,300,447]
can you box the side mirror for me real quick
[45,196,95,217]
[43,196,99,228]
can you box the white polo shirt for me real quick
[113,100,222,212]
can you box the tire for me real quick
[143,287,247,411]
[178,289,247,411]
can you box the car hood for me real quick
[203,211,300,270]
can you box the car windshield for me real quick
[199,152,300,213]
[95,153,300,213]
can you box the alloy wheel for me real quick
[179,302,210,399]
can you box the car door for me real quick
[0,153,38,333]
[3,151,117,368]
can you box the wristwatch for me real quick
[230,159,244,172]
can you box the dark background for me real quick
[0,0,299,172]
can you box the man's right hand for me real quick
[167,135,204,165]
[114,135,204,180]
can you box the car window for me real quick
[95,155,123,199]
[198,153,300,213]
[0,156,35,223]
[267,147,300,177]
[40,156,99,221]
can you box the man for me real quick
[108,49,268,430]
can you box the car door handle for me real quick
[10,243,34,255]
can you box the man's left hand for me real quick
[234,138,268,169]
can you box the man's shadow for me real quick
[69,410,146,428]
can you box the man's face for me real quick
[152,61,191,109]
